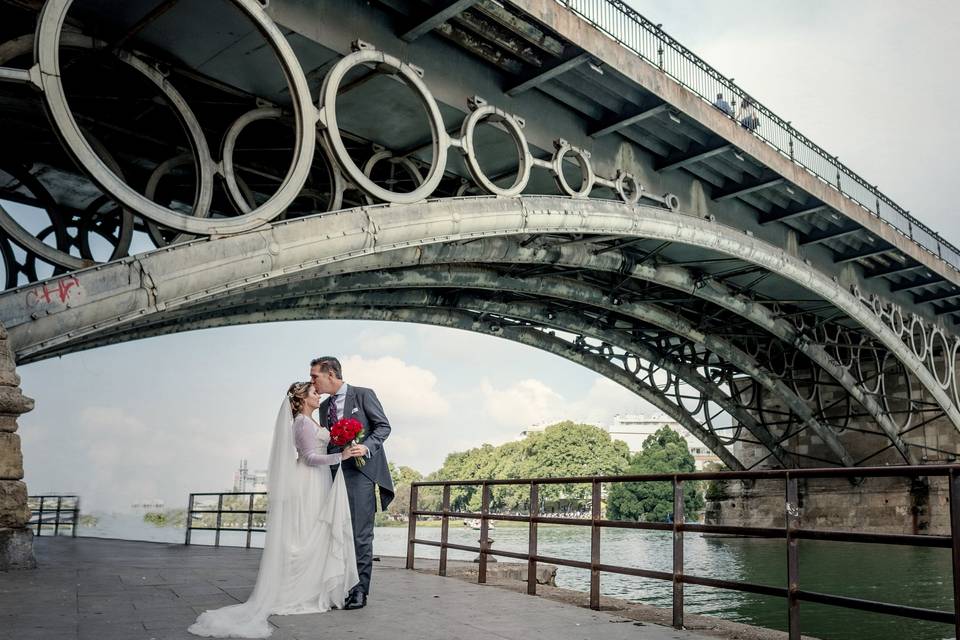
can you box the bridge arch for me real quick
[4,197,957,467]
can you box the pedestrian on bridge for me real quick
[739,99,759,131]
[714,92,734,117]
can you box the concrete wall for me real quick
[705,475,949,535]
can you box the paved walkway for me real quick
[0,537,714,640]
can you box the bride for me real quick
[189,382,362,638]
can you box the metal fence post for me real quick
[439,485,451,577]
[673,477,685,629]
[948,470,960,639]
[72,498,79,538]
[590,480,600,609]
[214,494,224,548]
[54,496,62,536]
[406,484,418,570]
[786,474,801,640]
[527,482,539,596]
[245,493,255,549]
[36,496,44,537]
[479,482,491,584]
[185,494,195,545]
[590,479,601,610]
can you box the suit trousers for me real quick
[343,467,376,594]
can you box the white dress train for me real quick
[189,409,358,638]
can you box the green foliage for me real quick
[78,514,99,527]
[143,509,187,527]
[386,463,424,519]
[427,421,631,512]
[607,427,704,522]
[702,461,730,501]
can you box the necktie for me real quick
[327,395,338,427]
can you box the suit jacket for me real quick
[319,385,395,510]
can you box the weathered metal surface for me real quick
[2,195,958,468]
[0,0,958,470]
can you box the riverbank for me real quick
[2,538,725,640]
[70,513,955,639]
[416,557,821,640]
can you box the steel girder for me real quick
[27,298,752,469]
[187,265,838,463]
[39,283,800,468]
[1,197,956,452]
[289,238,917,464]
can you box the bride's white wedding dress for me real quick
[189,401,358,638]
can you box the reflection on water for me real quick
[79,514,954,640]
[378,525,955,640]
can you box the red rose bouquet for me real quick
[330,417,366,467]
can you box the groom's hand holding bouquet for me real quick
[330,417,366,467]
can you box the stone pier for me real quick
[0,324,35,570]
[705,475,948,535]
[709,357,958,535]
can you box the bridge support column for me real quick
[0,324,35,570]
[705,476,948,534]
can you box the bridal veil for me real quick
[188,398,357,638]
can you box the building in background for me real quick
[130,499,165,514]
[609,414,722,470]
[517,416,722,470]
[519,420,605,438]
[233,459,268,492]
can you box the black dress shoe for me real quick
[344,589,367,610]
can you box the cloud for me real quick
[340,355,449,418]
[22,404,260,513]
[357,330,407,355]
[481,378,565,426]
[479,376,657,432]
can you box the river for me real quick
[76,514,952,640]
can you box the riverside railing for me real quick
[552,0,960,271]
[27,495,79,537]
[185,491,266,548]
[406,465,960,639]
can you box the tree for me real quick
[386,463,424,519]
[606,426,704,522]
[429,421,631,512]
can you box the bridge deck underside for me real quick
[0,1,958,471]
[2,195,957,472]
[0,0,959,321]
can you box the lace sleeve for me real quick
[293,416,342,467]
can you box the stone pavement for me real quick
[0,537,715,640]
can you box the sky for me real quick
[16,1,960,512]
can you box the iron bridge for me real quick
[0,0,959,471]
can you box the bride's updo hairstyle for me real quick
[286,382,312,417]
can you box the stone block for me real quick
[0,415,18,433]
[0,480,30,528]
[0,432,23,479]
[0,386,33,417]
[0,527,35,570]
[0,338,19,385]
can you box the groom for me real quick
[311,356,395,610]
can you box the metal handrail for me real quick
[27,495,79,537]
[552,0,960,271]
[185,491,267,548]
[406,464,960,638]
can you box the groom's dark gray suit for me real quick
[319,384,394,595]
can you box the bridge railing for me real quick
[407,464,960,639]
[552,0,960,271]
[184,491,267,548]
[27,495,79,537]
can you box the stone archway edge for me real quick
[1,195,956,429]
